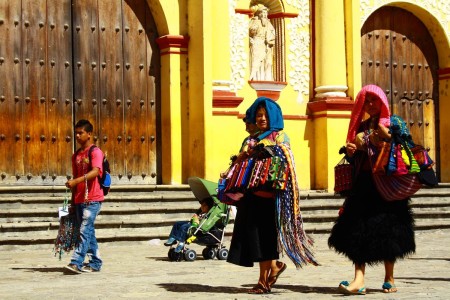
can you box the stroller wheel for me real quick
[217,248,229,260]
[168,248,175,260]
[168,248,182,262]
[184,249,197,261]
[202,247,217,260]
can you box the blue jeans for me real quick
[169,221,191,242]
[70,201,102,270]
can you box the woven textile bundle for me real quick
[274,143,319,268]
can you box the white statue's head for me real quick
[251,4,269,17]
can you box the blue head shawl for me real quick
[246,97,284,140]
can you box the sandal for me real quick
[338,281,366,295]
[382,282,397,293]
[248,284,269,294]
[268,262,287,288]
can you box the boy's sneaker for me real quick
[174,242,185,253]
[64,264,82,274]
[81,266,99,273]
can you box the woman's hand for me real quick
[346,142,357,157]
[376,124,391,139]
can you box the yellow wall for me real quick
[154,0,450,188]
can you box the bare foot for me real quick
[382,282,397,293]
[268,261,287,288]
[340,280,365,292]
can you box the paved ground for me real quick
[0,228,449,300]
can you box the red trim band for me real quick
[156,35,189,55]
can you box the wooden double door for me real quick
[361,6,439,172]
[0,0,160,185]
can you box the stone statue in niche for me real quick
[249,4,275,81]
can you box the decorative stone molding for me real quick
[230,0,311,99]
[248,80,287,100]
[229,0,248,92]
[212,80,244,108]
[235,8,252,16]
[307,98,354,120]
[286,3,310,102]
[438,68,450,80]
[155,35,189,56]
[361,0,450,39]
[314,85,348,98]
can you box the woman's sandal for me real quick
[248,284,270,294]
[382,282,397,293]
[338,281,366,295]
[268,262,287,288]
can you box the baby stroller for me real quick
[167,177,230,262]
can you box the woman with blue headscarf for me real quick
[227,97,318,294]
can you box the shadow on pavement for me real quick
[397,276,450,282]
[408,257,450,262]
[158,283,344,295]
[266,284,339,295]
[157,283,246,294]
[12,267,66,273]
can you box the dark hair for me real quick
[200,197,215,209]
[75,119,93,133]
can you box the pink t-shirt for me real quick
[72,145,104,204]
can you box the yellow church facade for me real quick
[153,0,450,191]
[0,0,448,190]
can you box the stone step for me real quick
[1,191,449,212]
[1,184,449,246]
[3,216,450,247]
[2,210,450,235]
[2,198,450,225]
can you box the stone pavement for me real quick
[0,228,449,300]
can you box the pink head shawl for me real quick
[346,84,391,143]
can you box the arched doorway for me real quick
[0,0,160,185]
[361,6,439,175]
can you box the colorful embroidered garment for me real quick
[273,143,319,268]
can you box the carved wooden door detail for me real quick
[361,6,439,167]
[72,0,159,184]
[0,0,73,183]
[0,0,159,185]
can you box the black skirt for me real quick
[328,171,416,265]
[227,193,279,267]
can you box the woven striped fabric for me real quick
[372,173,421,201]
[274,144,319,268]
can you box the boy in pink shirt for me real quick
[64,119,104,274]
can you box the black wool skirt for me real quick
[328,171,416,265]
[227,193,279,267]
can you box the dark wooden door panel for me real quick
[144,3,158,180]
[98,0,124,177]
[72,0,100,126]
[0,0,159,184]
[47,0,73,178]
[22,0,48,177]
[72,0,158,184]
[123,0,150,181]
[373,13,391,90]
[361,6,438,165]
[0,0,24,177]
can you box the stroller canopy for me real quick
[188,177,229,231]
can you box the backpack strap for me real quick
[87,145,97,170]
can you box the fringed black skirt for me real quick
[328,171,415,265]
[227,194,279,267]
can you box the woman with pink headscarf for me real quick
[328,85,415,295]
